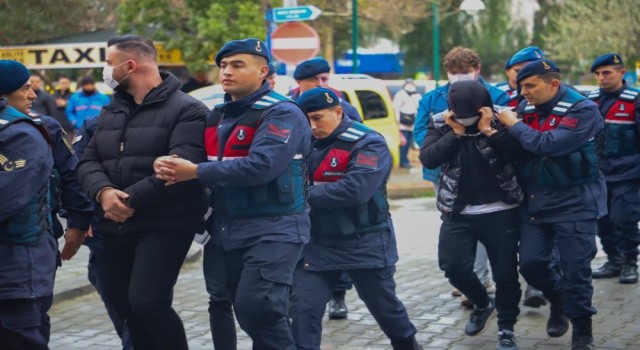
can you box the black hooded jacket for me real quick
[77,72,209,235]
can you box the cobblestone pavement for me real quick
[49,198,640,349]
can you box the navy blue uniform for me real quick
[490,85,607,320]
[197,82,311,349]
[0,101,57,350]
[290,117,417,349]
[588,85,640,260]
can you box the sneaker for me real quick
[571,335,595,350]
[546,311,569,337]
[496,330,519,350]
[523,285,547,308]
[327,297,348,320]
[465,297,495,336]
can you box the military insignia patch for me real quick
[0,154,26,171]
[355,151,379,170]
[255,40,263,52]
[265,120,292,143]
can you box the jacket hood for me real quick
[448,80,493,119]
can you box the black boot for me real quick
[619,256,639,284]
[523,284,547,308]
[391,336,423,350]
[592,254,623,278]
[546,294,569,338]
[327,294,348,320]
[571,316,594,350]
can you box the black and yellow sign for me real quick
[0,42,184,69]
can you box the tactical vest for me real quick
[506,89,520,109]
[0,106,52,244]
[588,87,640,156]
[519,89,599,187]
[204,91,306,218]
[311,122,389,237]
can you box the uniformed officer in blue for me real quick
[289,87,422,350]
[155,38,312,350]
[497,46,545,109]
[0,60,56,349]
[289,57,362,123]
[487,59,606,350]
[587,53,640,284]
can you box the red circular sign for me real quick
[270,22,320,65]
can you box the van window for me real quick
[356,91,388,120]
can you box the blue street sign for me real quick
[272,5,322,23]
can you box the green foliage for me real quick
[118,0,265,72]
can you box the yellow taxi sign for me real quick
[0,42,184,69]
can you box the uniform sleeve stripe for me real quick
[623,89,638,96]
[340,133,361,141]
[620,94,636,100]
[556,101,573,107]
[552,107,568,113]
[262,95,280,103]
[605,120,635,124]
[254,100,273,107]
[346,128,365,136]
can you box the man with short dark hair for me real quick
[77,34,209,350]
[487,59,606,350]
[588,53,640,284]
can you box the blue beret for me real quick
[505,46,544,70]
[215,38,270,66]
[293,58,330,80]
[297,87,340,113]
[0,60,30,95]
[516,59,560,85]
[591,53,623,72]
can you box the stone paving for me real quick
[48,197,640,350]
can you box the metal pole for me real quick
[352,0,358,73]
[433,1,439,87]
[265,4,274,59]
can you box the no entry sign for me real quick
[270,22,320,65]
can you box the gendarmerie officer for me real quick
[588,53,640,284]
[487,59,606,350]
[0,60,56,350]
[289,87,422,350]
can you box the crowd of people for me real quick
[0,33,638,350]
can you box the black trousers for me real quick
[438,208,521,330]
[102,230,195,350]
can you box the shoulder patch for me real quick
[559,117,579,129]
[354,150,379,170]
[265,120,293,143]
[619,88,639,102]
[252,91,292,110]
[587,89,600,100]
[0,153,26,171]
[337,123,371,142]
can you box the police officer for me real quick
[497,46,545,109]
[489,59,606,350]
[289,87,422,350]
[289,57,363,123]
[0,60,56,349]
[588,53,640,284]
[155,38,311,350]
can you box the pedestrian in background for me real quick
[488,59,606,350]
[53,75,75,135]
[393,78,421,168]
[588,53,640,284]
[65,77,110,131]
[77,34,209,350]
[155,38,311,350]
[30,71,58,118]
[420,80,522,350]
[0,60,57,350]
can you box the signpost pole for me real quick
[352,0,358,73]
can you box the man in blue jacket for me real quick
[588,53,640,284]
[0,60,56,350]
[155,38,311,350]
[290,87,422,350]
[488,59,607,350]
[414,46,508,307]
[65,77,110,130]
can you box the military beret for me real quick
[505,46,544,70]
[215,38,270,66]
[297,87,340,113]
[516,59,560,85]
[0,60,31,95]
[293,58,330,80]
[591,53,623,72]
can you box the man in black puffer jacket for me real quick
[77,35,209,350]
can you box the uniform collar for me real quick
[220,81,270,115]
[313,115,351,148]
[601,81,627,98]
[535,85,567,116]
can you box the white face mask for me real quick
[455,116,480,126]
[404,84,417,93]
[102,61,128,90]
[448,72,476,84]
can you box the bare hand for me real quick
[478,107,494,131]
[60,227,86,261]
[99,188,135,223]
[497,109,520,127]
[155,156,198,185]
[444,111,465,137]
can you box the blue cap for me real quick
[215,38,270,66]
[293,58,330,80]
[297,87,340,113]
[505,46,544,70]
[591,53,623,72]
[0,60,30,95]
[516,59,560,85]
